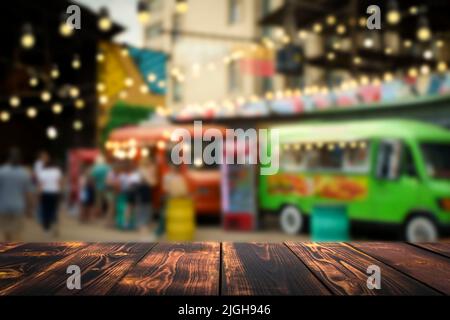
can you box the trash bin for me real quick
[166,197,195,241]
[311,204,349,241]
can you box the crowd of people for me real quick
[0,147,189,242]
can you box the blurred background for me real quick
[1,0,450,243]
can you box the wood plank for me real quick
[110,242,220,296]
[0,242,88,295]
[351,242,450,294]
[286,242,439,295]
[413,243,450,259]
[0,243,24,253]
[221,243,330,296]
[1,243,154,296]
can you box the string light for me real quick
[73,120,83,131]
[98,7,112,32]
[26,107,38,118]
[59,13,74,37]
[52,103,63,114]
[97,82,106,92]
[47,126,58,140]
[147,73,157,82]
[298,29,307,40]
[336,24,346,35]
[417,15,431,42]
[29,76,39,87]
[97,52,105,63]
[387,0,401,25]
[72,54,81,69]
[137,0,151,25]
[9,96,20,108]
[20,24,35,49]
[75,99,85,109]
[409,6,419,15]
[41,91,52,102]
[437,61,448,73]
[99,95,109,105]
[51,65,60,79]
[326,15,336,26]
[423,49,433,60]
[0,111,10,122]
[124,77,134,88]
[313,23,323,33]
[420,64,430,75]
[69,86,80,98]
[363,37,374,48]
[403,39,413,48]
[176,0,189,14]
[140,84,149,94]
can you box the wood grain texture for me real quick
[1,243,154,296]
[111,242,220,296]
[413,243,450,259]
[0,242,87,295]
[285,242,439,295]
[221,243,330,296]
[0,243,24,253]
[351,242,450,295]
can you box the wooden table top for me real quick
[0,242,449,296]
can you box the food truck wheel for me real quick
[404,215,438,242]
[280,206,303,235]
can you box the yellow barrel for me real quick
[166,197,195,241]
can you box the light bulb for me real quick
[47,126,58,140]
[52,103,63,114]
[0,111,10,122]
[176,0,188,14]
[21,24,35,49]
[59,22,73,37]
[75,99,85,109]
[51,66,59,79]
[27,107,38,118]
[73,120,83,131]
[9,96,20,108]
[41,91,51,102]
[98,7,112,31]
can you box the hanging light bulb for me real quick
[41,90,52,102]
[26,107,38,118]
[437,61,448,73]
[98,7,112,32]
[423,49,433,60]
[59,14,74,37]
[176,0,188,14]
[97,51,105,63]
[137,0,151,25]
[140,84,149,94]
[75,99,85,109]
[336,24,346,35]
[326,15,336,26]
[386,0,401,25]
[403,39,413,48]
[363,37,374,48]
[72,54,81,69]
[9,96,21,108]
[97,82,106,92]
[420,64,430,75]
[313,23,323,33]
[50,65,60,79]
[29,76,39,87]
[417,15,431,42]
[73,120,83,131]
[47,126,58,140]
[69,86,80,98]
[147,73,157,82]
[20,23,35,49]
[124,77,134,88]
[0,111,10,122]
[52,103,63,114]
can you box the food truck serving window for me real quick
[421,143,450,179]
[280,141,371,174]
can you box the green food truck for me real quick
[259,119,450,242]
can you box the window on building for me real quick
[228,0,244,25]
[228,60,241,93]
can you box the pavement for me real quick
[20,213,309,243]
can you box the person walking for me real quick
[0,148,34,241]
[90,155,110,218]
[134,157,157,238]
[36,156,63,236]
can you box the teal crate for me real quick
[311,205,349,242]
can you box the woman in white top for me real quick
[37,158,63,233]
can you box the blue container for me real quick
[311,205,350,242]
